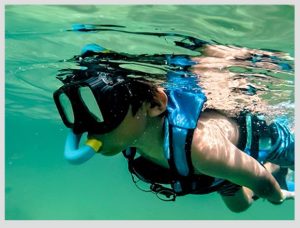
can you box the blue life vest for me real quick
[163,70,207,177]
[123,68,226,198]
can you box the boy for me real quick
[54,42,294,212]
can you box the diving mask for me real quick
[53,74,132,135]
[53,74,132,164]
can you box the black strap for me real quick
[251,116,260,160]
[250,115,269,160]
[185,129,195,175]
[166,124,179,177]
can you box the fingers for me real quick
[281,189,295,200]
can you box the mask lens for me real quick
[79,86,104,123]
[59,93,75,124]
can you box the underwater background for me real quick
[5,5,294,220]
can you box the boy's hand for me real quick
[281,189,295,201]
[268,189,294,205]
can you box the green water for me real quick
[5,5,294,220]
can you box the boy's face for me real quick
[87,87,168,156]
[88,104,148,156]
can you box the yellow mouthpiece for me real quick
[85,138,103,153]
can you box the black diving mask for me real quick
[53,74,132,134]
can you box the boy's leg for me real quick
[219,185,255,213]
[237,113,294,170]
[238,113,294,171]
[263,120,294,170]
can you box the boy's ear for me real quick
[147,87,167,117]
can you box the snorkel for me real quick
[64,130,102,164]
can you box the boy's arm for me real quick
[191,121,284,204]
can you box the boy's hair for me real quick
[127,77,161,116]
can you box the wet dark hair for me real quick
[127,78,160,116]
